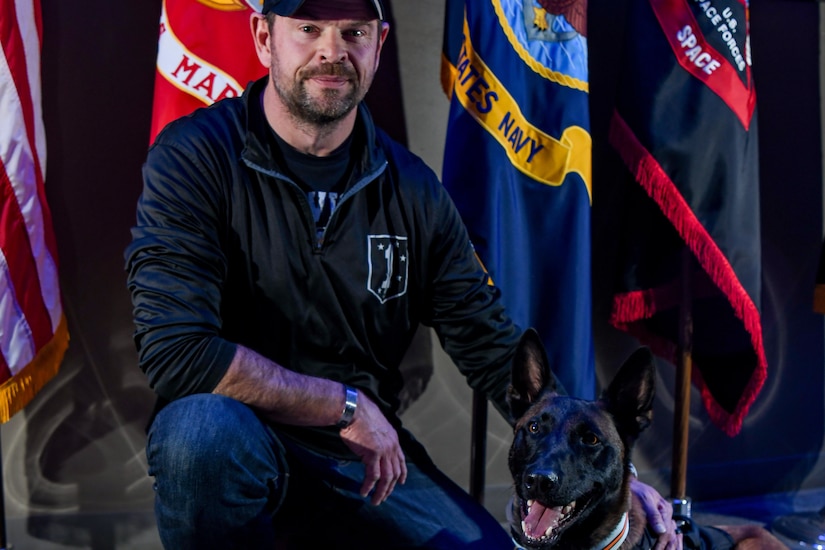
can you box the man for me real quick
[125,0,680,548]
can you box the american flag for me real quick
[0,0,68,422]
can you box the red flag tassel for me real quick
[609,110,767,437]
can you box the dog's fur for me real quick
[506,329,786,550]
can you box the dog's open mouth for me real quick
[522,499,575,542]
[513,491,595,547]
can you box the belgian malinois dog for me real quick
[506,329,786,550]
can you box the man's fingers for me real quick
[652,517,667,534]
[338,393,407,505]
[360,458,381,499]
[651,519,682,550]
[662,532,682,550]
[629,477,681,549]
[370,456,394,505]
[658,499,674,519]
[370,450,407,505]
[398,451,408,485]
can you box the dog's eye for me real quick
[581,432,600,446]
[528,421,540,434]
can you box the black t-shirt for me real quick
[270,126,363,242]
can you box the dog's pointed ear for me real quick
[601,346,656,441]
[507,328,557,421]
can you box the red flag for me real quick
[608,0,764,436]
[150,0,266,142]
[0,0,69,422]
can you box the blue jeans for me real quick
[146,394,514,549]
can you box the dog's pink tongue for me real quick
[523,502,563,539]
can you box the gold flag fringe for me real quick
[0,314,69,423]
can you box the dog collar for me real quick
[591,512,629,550]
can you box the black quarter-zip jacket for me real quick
[125,77,520,458]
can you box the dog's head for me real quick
[507,329,655,549]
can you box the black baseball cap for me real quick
[261,0,385,21]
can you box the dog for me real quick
[506,329,786,550]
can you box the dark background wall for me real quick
[1,0,822,547]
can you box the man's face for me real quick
[268,14,388,125]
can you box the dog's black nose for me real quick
[524,470,558,495]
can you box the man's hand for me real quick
[630,477,683,550]
[214,347,407,505]
[339,392,407,505]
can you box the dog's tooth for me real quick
[544,524,554,537]
[521,520,527,534]
[527,499,534,508]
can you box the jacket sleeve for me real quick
[414,172,524,425]
[124,137,237,402]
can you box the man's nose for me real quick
[316,29,347,63]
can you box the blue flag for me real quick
[441,0,594,399]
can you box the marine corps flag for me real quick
[150,0,409,147]
[608,0,764,436]
[441,0,594,398]
[0,0,69,421]
[150,0,266,142]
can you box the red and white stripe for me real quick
[0,0,63,380]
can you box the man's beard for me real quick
[274,64,366,126]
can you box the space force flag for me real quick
[150,0,266,142]
[608,0,764,436]
[441,0,594,399]
[0,0,69,422]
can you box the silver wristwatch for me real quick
[337,385,358,429]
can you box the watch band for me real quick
[337,385,358,429]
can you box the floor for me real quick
[2,489,824,549]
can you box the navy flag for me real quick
[441,0,594,399]
[608,0,764,435]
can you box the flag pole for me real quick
[469,390,487,505]
[0,428,7,550]
[671,247,693,520]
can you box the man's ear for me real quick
[250,13,272,69]
[372,21,390,75]
[378,21,390,46]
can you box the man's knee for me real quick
[148,394,288,548]
[147,394,284,486]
